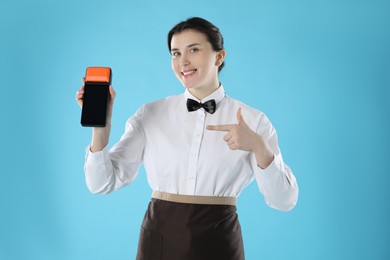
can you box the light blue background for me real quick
[1,0,389,259]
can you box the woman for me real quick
[76,17,298,260]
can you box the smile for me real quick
[182,69,197,77]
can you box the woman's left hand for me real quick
[207,108,274,168]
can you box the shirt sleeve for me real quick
[84,106,146,194]
[251,113,299,212]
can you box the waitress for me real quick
[76,17,298,260]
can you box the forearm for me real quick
[85,111,146,194]
[255,154,299,212]
[251,130,298,211]
[84,137,144,194]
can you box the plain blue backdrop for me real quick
[1,0,389,259]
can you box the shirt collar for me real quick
[184,84,226,105]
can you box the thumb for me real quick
[237,108,247,126]
[109,85,116,99]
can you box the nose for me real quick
[179,53,190,67]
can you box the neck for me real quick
[189,81,221,100]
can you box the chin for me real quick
[181,81,196,89]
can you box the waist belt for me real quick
[152,191,237,206]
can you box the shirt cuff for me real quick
[85,145,110,164]
[84,145,113,193]
[254,153,283,180]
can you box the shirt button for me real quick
[189,176,194,180]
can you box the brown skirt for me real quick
[136,198,245,260]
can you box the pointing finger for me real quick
[207,124,235,131]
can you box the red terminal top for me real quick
[85,67,111,83]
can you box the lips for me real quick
[181,69,197,78]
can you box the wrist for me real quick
[252,136,274,169]
[256,153,274,169]
[91,124,111,152]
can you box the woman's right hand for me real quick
[76,77,116,152]
[75,77,116,124]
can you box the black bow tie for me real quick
[186,98,216,114]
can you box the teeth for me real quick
[183,70,196,76]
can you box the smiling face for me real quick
[170,29,225,99]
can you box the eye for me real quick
[190,48,199,53]
[171,51,181,58]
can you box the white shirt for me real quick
[84,85,299,211]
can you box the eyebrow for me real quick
[171,43,202,52]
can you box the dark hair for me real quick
[168,17,225,72]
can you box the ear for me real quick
[215,50,226,66]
